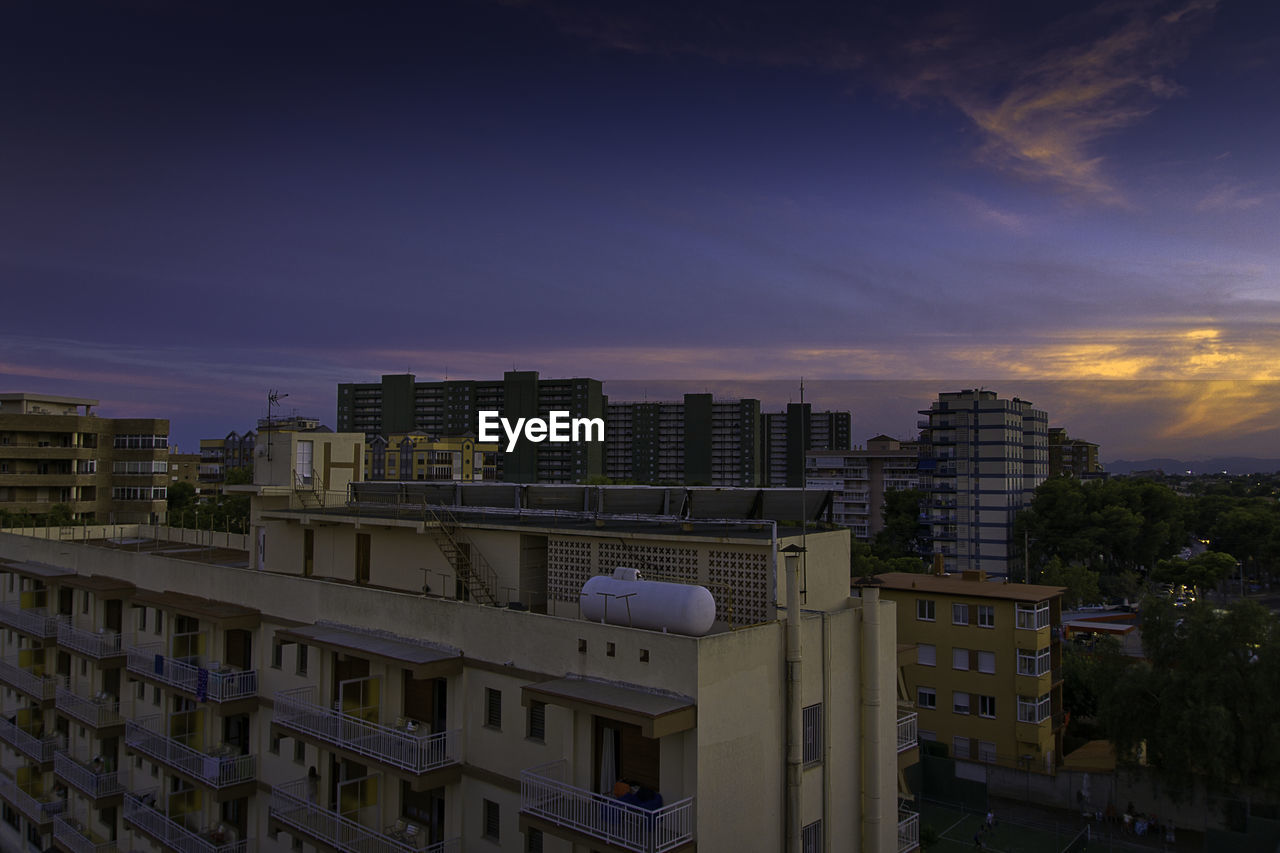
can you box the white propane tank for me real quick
[580,567,716,636]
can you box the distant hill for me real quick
[1105,457,1280,475]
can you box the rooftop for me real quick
[874,571,1065,602]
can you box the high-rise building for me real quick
[606,395,761,485]
[1047,428,1104,479]
[337,372,606,483]
[917,390,1048,575]
[807,435,922,540]
[0,393,169,524]
[762,403,851,487]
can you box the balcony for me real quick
[273,687,459,775]
[0,603,59,638]
[899,808,920,852]
[0,715,60,763]
[57,620,125,659]
[126,645,257,703]
[54,816,119,853]
[55,686,122,729]
[0,655,56,701]
[55,752,124,800]
[897,711,918,753]
[269,778,460,853]
[0,774,65,827]
[520,759,694,853]
[123,791,247,853]
[125,716,255,790]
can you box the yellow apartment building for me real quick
[366,434,500,482]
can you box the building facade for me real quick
[876,571,1065,774]
[605,395,762,486]
[806,436,922,541]
[762,404,852,488]
[0,427,920,853]
[917,391,1048,575]
[198,431,257,495]
[1047,428,1104,479]
[0,394,169,524]
[365,434,500,482]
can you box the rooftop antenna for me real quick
[799,378,807,598]
[266,389,288,461]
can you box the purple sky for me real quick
[2,1,1278,460]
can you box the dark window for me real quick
[802,703,822,766]
[527,700,545,742]
[486,688,502,729]
[483,799,500,841]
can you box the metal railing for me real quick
[897,711,918,753]
[269,778,460,853]
[0,655,56,700]
[520,759,694,853]
[54,817,119,853]
[56,619,124,658]
[125,644,257,702]
[55,686,122,729]
[273,687,459,774]
[55,752,124,799]
[898,808,920,852]
[0,603,59,638]
[125,716,255,789]
[0,774,65,826]
[124,791,248,853]
[0,715,60,763]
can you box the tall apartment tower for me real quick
[762,403,852,487]
[918,390,1048,575]
[0,394,170,524]
[336,372,605,483]
[606,395,761,486]
[807,435,921,540]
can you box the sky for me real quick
[1,1,1278,460]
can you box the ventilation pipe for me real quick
[782,544,805,853]
[856,575,885,853]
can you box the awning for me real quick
[276,623,461,679]
[132,590,260,630]
[0,560,75,579]
[522,677,695,738]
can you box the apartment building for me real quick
[806,436,922,541]
[337,372,606,484]
[166,451,201,493]
[876,571,1065,774]
[762,404,851,488]
[0,423,920,853]
[198,431,257,495]
[1047,428,1104,479]
[365,434,500,482]
[0,394,169,524]
[605,395,761,486]
[917,391,1048,575]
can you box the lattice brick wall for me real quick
[547,537,594,603]
[597,542,698,584]
[708,549,771,625]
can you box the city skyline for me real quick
[2,2,1277,458]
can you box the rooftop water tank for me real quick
[580,567,716,636]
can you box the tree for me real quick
[873,488,927,558]
[1040,557,1101,609]
[1152,551,1237,598]
[167,482,196,516]
[44,503,74,526]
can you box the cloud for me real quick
[1195,181,1268,211]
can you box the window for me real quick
[952,603,970,625]
[483,799,500,841]
[136,607,146,632]
[952,648,969,670]
[917,687,936,710]
[294,740,306,763]
[152,686,160,706]
[1017,693,1052,724]
[527,701,546,742]
[1016,601,1050,630]
[1016,647,1052,677]
[296,644,309,676]
[977,605,995,628]
[978,695,996,718]
[953,691,970,715]
[802,820,823,853]
[82,592,89,614]
[485,688,502,729]
[271,641,283,669]
[154,609,162,635]
[978,740,998,763]
[977,651,996,674]
[953,736,971,760]
[917,644,936,666]
[526,827,544,853]
[916,599,935,621]
[269,734,281,755]
[802,703,823,766]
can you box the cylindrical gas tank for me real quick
[580,567,717,636]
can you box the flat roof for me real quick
[522,676,696,738]
[0,393,97,405]
[276,623,461,678]
[875,572,1065,603]
[59,574,135,594]
[132,590,260,629]
[0,559,76,579]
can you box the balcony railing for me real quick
[55,752,124,800]
[520,759,694,853]
[57,619,124,659]
[54,817,119,853]
[897,711,918,753]
[0,603,59,638]
[55,686,122,729]
[125,716,255,789]
[0,655,56,701]
[0,715,60,763]
[273,687,459,774]
[899,808,920,852]
[270,778,460,853]
[124,791,248,853]
[126,645,257,703]
[0,774,65,826]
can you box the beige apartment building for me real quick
[0,394,169,524]
[806,436,922,541]
[0,424,920,853]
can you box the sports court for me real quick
[920,801,1090,853]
